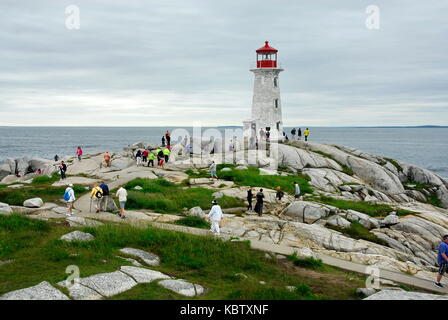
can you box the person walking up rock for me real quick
[254,189,265,217]
[247,188,253,211]
[208,200,223,236]
[209,161,218,180]
[64,183,76,217]
[59,161,67,180]
[293,181,301,199]
[116,185,127,219]
[90,184,104,213]
[276,186,284,203]
[99,181,110,212]
[435,235,448,288]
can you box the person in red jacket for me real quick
[76,146,83,161]
[142,149,149,163]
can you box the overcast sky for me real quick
[0,0,447,126]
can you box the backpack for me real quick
[64,190,71,201]
[95,189,103,199]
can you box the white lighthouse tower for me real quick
[243,41,284,144]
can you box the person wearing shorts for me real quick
[116,185,128,219]
[435,235,448,288]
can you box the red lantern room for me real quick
[256,41,278,68]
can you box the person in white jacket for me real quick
[65,184,76,217]
[208,200,223,235]
[116,185,128,219]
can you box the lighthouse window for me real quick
[274,99,279,108]
[274,77,278,87]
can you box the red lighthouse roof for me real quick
[256,41,278,53]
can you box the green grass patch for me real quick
[327,221,388,246]
[428,193,443,208]
[175,216,210,229]
[384,158,403,173]
[287,253,324,270]
[313,195,416,217]
[0,184,86,206]
[217,167,313,195]
[0,215,366,300]
[31,172,60,184]
[123,178,243,213]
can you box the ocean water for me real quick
[0,126,447,178]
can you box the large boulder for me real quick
[344,210,380,229]
[0,202,13,215]
[326,215,351,228]
[187,206,206,218]
[0,163,11,181]
[61,231,95,242]
[23,198,44,208]
[278,144,342,171]
[380,212,400,226]
[281,201,331,224]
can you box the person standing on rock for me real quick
[304,128,310,141]
[163,147,170,163]
[247,188,253,211]
[76,146,83,161]
[147,150,156,167]
[157,148,165,168]
[254,189,264,217]
[142,149,149,163]
[116,185,127,219]
[90,184,104,213]
[165,130,171,146]
[298,128,302,141]
[135,149,143,167]
[209,161,218,180]
[59,161,67,180]
[99,181,110,212]
[64,183,76,217]
[104,152,111,167]
[434,235,448,288]
[208,200,223,235]
[161,136,166,147]
[291,128,296,140]
[293,182,301,199]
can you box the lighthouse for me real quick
[243,41,284,144]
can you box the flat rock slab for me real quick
[61,231,95,242]
[66,216,104,227]
[79,271,137,297]
[119,248,160,266]
[116,256,143,266]
[0,281,69,300]
[120,266,171,283]
[52,177,99,187]
[7,184,24,189]
[158,279,205,297]
[364,289,448,300]
[57,282,103,300]
[53,206,81,215]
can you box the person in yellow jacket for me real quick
[304,128,310,141]
[163,147,171,163]
[90,184,104,213]
[147,151,156,167]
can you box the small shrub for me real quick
[32,172,59,184]
[175,216,210,229]
[287,253,324,270]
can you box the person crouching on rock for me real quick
[276,186,284,203]
[208,200,223,236]
[90,184,104,213]
[254,189,264,217]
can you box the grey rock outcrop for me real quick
[282,201,331,223]
[0,281,69,300]
[119,248,160,266]
[0,202,13,215]
[61,231,95,242]
[120,266,171,283]
[158,279,205,297]
[188,206,206,218]
[364,289,448,300]
[23,198,44,208]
